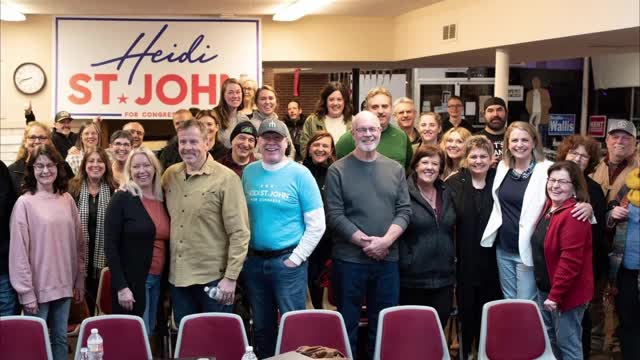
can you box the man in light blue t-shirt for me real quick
[242,118,325,359]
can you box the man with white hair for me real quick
[393,97,420,147]
[326,110,412,358]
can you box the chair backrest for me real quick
[275,310,353,359]
[0,316,53,360]
[174,313,249,360]
[373,306,450,360]
[96,267,112,314]
[74,315,152,360]
[478,299,554,360]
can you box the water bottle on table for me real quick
[87,328,104,360]
[241,346,258,360]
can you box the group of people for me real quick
[0,78,638,360]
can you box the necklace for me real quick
[419,186,437,208]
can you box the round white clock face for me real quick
[14,63,46,95]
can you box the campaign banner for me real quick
[588,115,607,137]
[55,17,261,119]
[548,114,576,136]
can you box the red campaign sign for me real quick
[588,115,607,138]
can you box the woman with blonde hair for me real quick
[417,112,442,150]
[481,121,592,301]
[105,147,169,335]
[239,78,258,118]
[68,148,118,313]
[66,121,102,175]
[440,127,472,179]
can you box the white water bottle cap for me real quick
[91,328,98,334]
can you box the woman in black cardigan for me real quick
[446,135,502,359]
[105,147,169,334]
[398,145,457,327]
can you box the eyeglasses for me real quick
[112,141,131,148]
[568,150,590,160]
[33,163,57,171]
[447,104,463,109]
[27,135,48,142]
[547,177,572,186]
[355,127,380,135]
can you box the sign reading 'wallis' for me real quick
[55,17,261,119]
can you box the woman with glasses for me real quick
[239,79,258,118]
[9,143,85,360]
[68,148,118,314]
[66,120,102,175]
[8,121,73,194]
[532,161,593,360]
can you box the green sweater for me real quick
[335,126,413,169]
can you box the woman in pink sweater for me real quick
[9,144,85,360]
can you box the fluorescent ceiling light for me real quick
[1,3,26,21]
[273,0,334,22]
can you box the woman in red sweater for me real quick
[531,161,593,360]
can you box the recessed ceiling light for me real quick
[273,0,334,22]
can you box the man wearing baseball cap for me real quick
[219,121,257,177]
[589,119,638,355]
[50,111,78,159]
[241,119,325,358]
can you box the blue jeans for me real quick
[29,297,71,360]
[143,274,161,335]
[496,247,537,301]
[171,278,233,327]
[332,259,399,360]
[242,253,308,359]
[0,274,19,316]
[537,290,586,360]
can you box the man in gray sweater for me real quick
[326,110,411,358]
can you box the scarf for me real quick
[79,180,111,278]
[509,160,536,180]
[626,168,640,207]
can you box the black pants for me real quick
[458,284,502,358]
[399,286,453,328]
[617,267,640,360]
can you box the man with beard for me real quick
[26,106,78,159]
[241,119,325,358]
[219,121,258,177]
[590,119,638,357]
[284,100,306,162]
[477,97,508,167]
[161,119,250,326]
[326,110,411,358]
[336,87,413,169]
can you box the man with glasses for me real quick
[326,110,411,358]
[442,95,474,134]
[109,130,133,184]
[123,121,145,149]
[336,87,413,169]
[393,97,421,148]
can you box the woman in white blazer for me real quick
[481,121,592,300]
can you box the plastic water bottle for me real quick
[79,347,89,360]
[87,328,104,360]
[203,286,222,302]
[241,346,258,360]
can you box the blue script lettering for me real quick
[91,24,219,85]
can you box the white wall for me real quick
[592,52,640,89]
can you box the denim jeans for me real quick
[143,273,161,335]
[29,297,72,360]
[171,278,233,327]
[537,290,586,360]
[0,274,19,316]
[496,247,537,301]
[242,253,308,359]
[332,259,399,360]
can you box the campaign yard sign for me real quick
[588,115,607,137]
[548,114,576,136]
[55,17,261,119]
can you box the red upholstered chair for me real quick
[174,313,249,360]
[74,315,152,360]
[275,309,353,358]
[96,267,112,315]
[478,299,554,360]
[373,306,450,360]
[0,316,53,360]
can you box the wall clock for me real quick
[14,62,46,95]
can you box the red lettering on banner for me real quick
[68,73,92,104]
[156,74,188,105]
[135,74,153,105]
[191,74,216,105]
[94,74,118,104]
